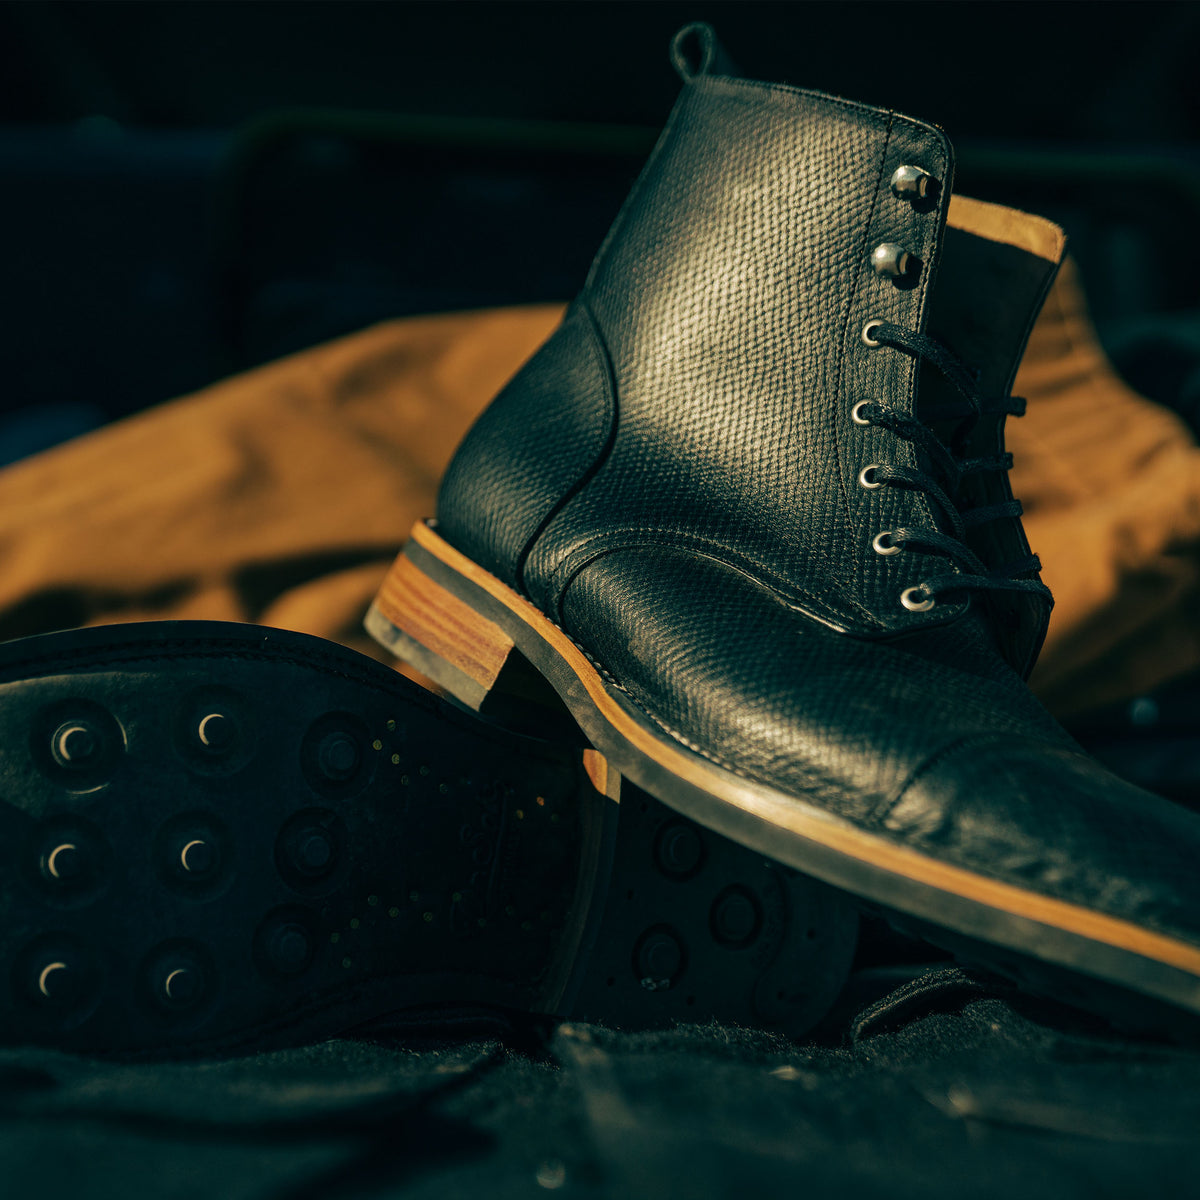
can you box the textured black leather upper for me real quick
[560,547,1200,939]
[434,30,1200,947]
[437,303,617,581]
[558,546,1070,825]
[441,69,964,637]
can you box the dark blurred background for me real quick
[2,0,1199,449]
[2,0,1200,790]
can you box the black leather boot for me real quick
[367,24,1200,1032]
[0,620,855,1056]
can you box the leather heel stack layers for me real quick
[0,620,855,1056]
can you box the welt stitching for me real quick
[515,299,619,604]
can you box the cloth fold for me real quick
[1012,258,1200,714]
[0,305,560,668]
[0,265,1196,716]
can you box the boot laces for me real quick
[856,320,1051,613]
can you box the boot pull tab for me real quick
[670,22,740,82]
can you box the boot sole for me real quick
[0,620,855,1056]
[367,521,1200,1036]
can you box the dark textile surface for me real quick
[5,971,1199,1200]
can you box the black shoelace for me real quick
[857,320,1052,612]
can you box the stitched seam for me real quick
[699,73,916,129]
[546,530,866,630]
[535,605,829,791]
[895,131,961,567]
[495,591,744,779]
[831,111,895,616]
[870,731,1020,826]
[832,122,970,625]
[514,300,619,602]
[588,651,850,800]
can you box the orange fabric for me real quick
[0,306,561,665]
[0,267,1195,717]
[1014,259,1200,714]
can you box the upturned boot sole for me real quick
[368,522,1200,1037]
[0,620,855,1056]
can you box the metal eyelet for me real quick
[900,585,936,612]
[872,531,901,556]
[871,243,918,280]
[858,465,883,490]
[890,165,935,201]
[850,400,872,426]
[861,320,884,348]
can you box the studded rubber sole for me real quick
[0,620,856,1057]
[366,522,1200,1038]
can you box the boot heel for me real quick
[366,550,517,711]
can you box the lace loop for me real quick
[856,322,1051,612]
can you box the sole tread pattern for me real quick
[0,621,856,1056]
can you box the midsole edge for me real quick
[374,522,1200,1007]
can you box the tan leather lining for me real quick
[947,194,1066,264]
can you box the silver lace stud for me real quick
[197,712,233,750]
[179,839,216,875]
[52,722,98,767]
[872,243,920,281]
[900,586,936,612]
[162,967,200,1006]
[872,531,902,556]
[858,464,884,490]
[861,320,884,347]
[37,961,69,999]
[850,400,872,426]
[890,165,934,201]
[45,843,81,881]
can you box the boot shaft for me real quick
[438,26,1062,674]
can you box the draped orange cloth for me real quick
[0,305,560,670]
[0,260,1195,716]
[1012,259,1200,714]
